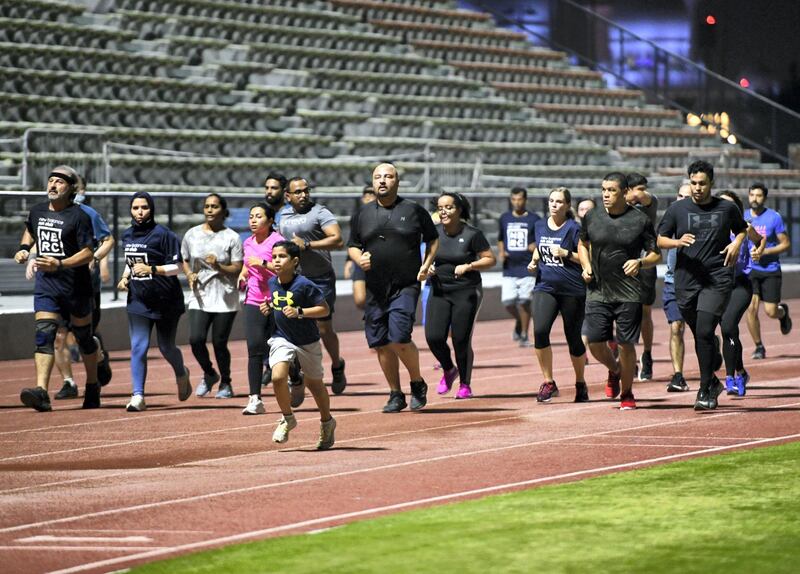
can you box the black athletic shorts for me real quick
[639,267,657,306]
[677,286,731,318]
[750,270,782,304]
[583,300,642,344]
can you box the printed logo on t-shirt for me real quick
[506,223,529,252]
[538,236,564,267]
[688,213,720,241]
[126,252,150,281]
[37,226,65,256]
[271,290,295,310]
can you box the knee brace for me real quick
[71,323,97,355]
[34,319,59,355]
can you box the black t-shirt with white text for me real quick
[430,223,490,292]
[580,205,658,303]
[347,196,438,303]
[25,201,93,297]
[657,196,747,294]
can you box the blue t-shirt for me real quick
[533,218,585,297]
[269,273,326,346]
[122,224,185,319]
[745,208,785,274]
[80,204,111,245]
[498,210,540,277]
[664,248,676,285]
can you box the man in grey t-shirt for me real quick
[278,177,347,395]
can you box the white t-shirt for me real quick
[181,225,244,313]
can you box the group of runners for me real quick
[13,160,793,449]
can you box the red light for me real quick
[706,14,717,25]
[739,78,751,88]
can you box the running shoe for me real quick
[778,303,792,335]
[455,384,473,399]
[94,337,112,387]
[317,417,337,450]
[196,371,220,397]
[261,367,272,387]
[605,370,621,399]
[735,371,749,397]
[713,336,723,372]
[518,335,533,348]
[574,381,589,403]
[126,394,146,412]
[20,387,52,412]
[619,392,636,410]
[638,351,653,381]
[725,375,737,396]
[409,379,428,410]
[176,367,192,401]
[289,380,305,408]
[751,343,766,360]
[666,372,689,392]
[512,321,522,342]
[242,395,265,415]
[694,388,714,411]
[55,380,78,400]
[215,381,234,399]
[537,381,559,403]
[272,414,297,444]
[82,383,101,409]
[331,358,347,395]
[382,391,407,413]
[437,366,458,395]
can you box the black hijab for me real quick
[130,191,157,237]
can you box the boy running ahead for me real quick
[265,241,336,450]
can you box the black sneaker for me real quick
[261,366,272,387]
[289,359,303,386]
[751,343,766,360]
[55,380,78,400]
[693,388,714,411]
[382,391,407,413]
[96,337,112,387]
[409,379,428,410]
[666,372,689,392]
[82,383,101,409]
[778,303,792,335]
[713,336,723,372]
[574,381,589,403]
[639,351,653,381]
[20,387,52,412]
[709,376,724,406]
[331,358,347,395]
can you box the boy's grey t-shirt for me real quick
[180,225,244,312]
[278,203,338,279]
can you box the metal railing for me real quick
[470,0,800,166]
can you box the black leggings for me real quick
[720,275,752,377]
[243,303,274,396]
[679,305,721,391]
[532,291,586,357]
[425,287,482,386]
[188,309,237,384]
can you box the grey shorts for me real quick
[268,336,324,380]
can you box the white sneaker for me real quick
[242,395,265,415]
[126,394,146,412]
[317,417,337,451]
[272,414,297,444]
[176,367,192,401]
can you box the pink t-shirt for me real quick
[242,231,284,305]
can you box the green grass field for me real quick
[132,441,800,574]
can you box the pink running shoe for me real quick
[455,384,473,399]
[437,367,458,395]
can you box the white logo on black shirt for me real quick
[126,252,150,281]
[506,224,529,251]
[37,226,65,256]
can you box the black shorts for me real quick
[639,267,657,306]
[308,274,337,320]
[677,286,730,318]
[363,285,419,348]
[750,270,781,304]
[34,290,94,322]
[583,300,642,344]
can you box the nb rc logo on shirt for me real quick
[37,226,65,257]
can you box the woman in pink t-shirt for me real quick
[238,203,284,415]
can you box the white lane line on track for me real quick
[17,535,152,543]
[2,399,798,536]
[1,376,797,496]
[0,546,164,552]
[42,430,800,574]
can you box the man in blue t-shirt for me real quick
[497,187,540,347]
[745,183,792,359]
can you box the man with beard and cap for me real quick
[278,177,347,402]
[14,165,101,412]
[348,163,439,413]
[117,192,191,412]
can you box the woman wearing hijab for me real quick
[118,192,191,412]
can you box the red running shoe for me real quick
[619,392,636,410]
[605,370,621,399]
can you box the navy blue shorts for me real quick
[308,274,337,320]
[661,282,683,324]
[364,286,419,348]
[34,290,93,322]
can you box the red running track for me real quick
[1,303,799,574]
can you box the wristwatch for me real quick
[303,238,311,250]
[150,265,158,275]
[296,307,304,319]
